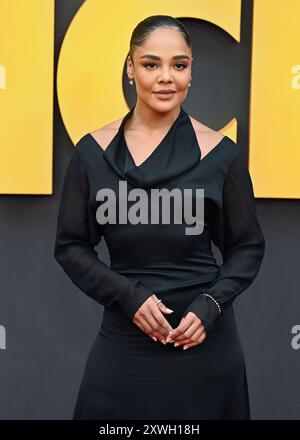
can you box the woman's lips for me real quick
[153,92,176,100]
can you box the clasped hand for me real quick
[133,294,206,350]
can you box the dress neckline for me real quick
[121,105,182,169]
[87,105,229,188]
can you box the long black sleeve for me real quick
[182,145,266,334]
[53,147,154,321]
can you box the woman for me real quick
[54,15,265,420]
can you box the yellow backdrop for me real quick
[1,0,299,198]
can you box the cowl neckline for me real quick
[102,104,201,188]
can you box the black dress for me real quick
[54,104,265,420]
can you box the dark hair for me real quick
[129,15,192,63]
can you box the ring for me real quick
[155,299,162,305]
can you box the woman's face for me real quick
[127,27,192,112]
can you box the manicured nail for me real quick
[166,308,174,313]
[174,342,180,347]
[152,336,157,342]
[183,345,189,350]
[161,339,167,345]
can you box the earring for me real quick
[188,77,192,87]
[129,80,133,86]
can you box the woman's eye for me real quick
[143,63,188,70]
[175,63,187,70]
[144,63,156,69]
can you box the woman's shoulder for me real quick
[75,116,123,155]
[188,114,238,161]
[88,117,123,151]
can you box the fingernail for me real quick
[161,339,167,345]
[166,308,174,313]
[174,342,180,347]
[152,336,157,342]
[183,345,189,350]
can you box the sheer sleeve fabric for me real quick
[182,146,266,334]
[53,147,153,321]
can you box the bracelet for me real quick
[202,293,222,315]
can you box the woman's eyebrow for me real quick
[140,54,190,60]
